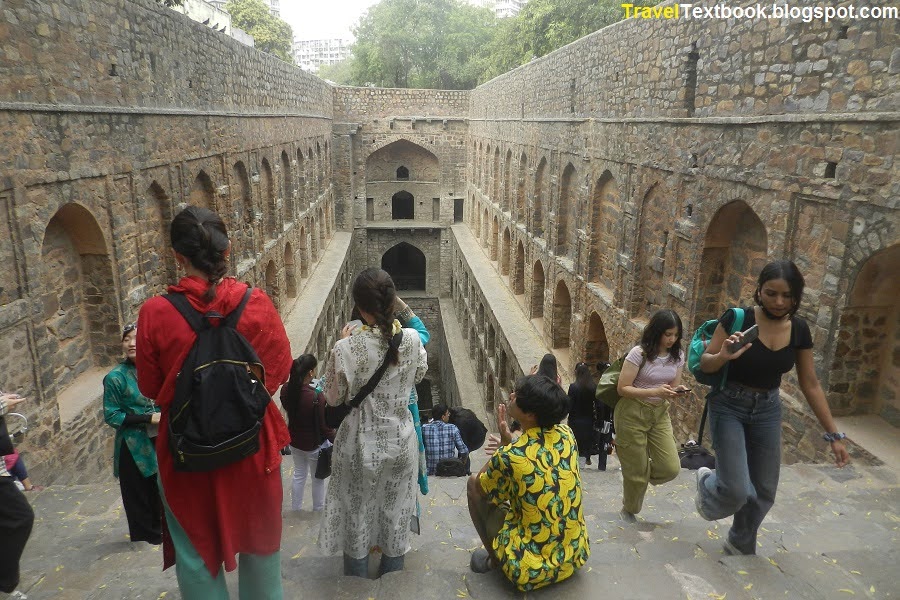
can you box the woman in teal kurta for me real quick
[103,323,162,544]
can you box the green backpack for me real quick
[687,307,745,387]
[595,352,645,410]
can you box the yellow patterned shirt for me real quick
[479,424,589,591]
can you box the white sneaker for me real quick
[695,467,715,521]
[13,480,25,491]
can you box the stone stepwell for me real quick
[15,450,899,600]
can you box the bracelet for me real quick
[822,432,847,443]
[395,306,414,324]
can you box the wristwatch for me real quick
[822,432,847,443]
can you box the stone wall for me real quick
[0,0,336,482]
[462,3,898,464]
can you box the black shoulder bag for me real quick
[313,393,333,479]
[324,331,404,429]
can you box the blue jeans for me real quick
[697,382,782,555]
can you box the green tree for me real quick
[318,59,355,85]
[226,0,294,62]
[346,0,494,89]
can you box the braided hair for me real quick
[352,268,399,365]
[170,206,229,302]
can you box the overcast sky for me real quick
[279,0,380,41]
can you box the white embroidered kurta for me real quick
[318,324,428,559]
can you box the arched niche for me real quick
[381,242,426,292]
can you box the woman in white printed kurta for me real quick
[318,319,427,567]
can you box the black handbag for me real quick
[313,394,332,480]
[324,331,403,429]
[679,400,716,470]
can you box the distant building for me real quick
[172,0,254,48]
[264,0,280,17]
[468,0,526,18]
[294,38,352,74]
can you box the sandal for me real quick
[470,548,493,573]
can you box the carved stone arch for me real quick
[516,152,528,221]
[829,242,900,417]
[298,224,308,278]
[367,136,441,162]
[491,215,499,261]
[296,148,306,210]
[189,169,215,209]
[281,150,293,221]
[501,227,511,276]
[584,311,610,368]
[140,181,175,292]
[512,238,525,295]
[284,242,297,298]
[492,147,500,204]
[231,160,254,261]
[552,279,572,349]
[503,148,513,211]
[693,199,768,328]
[40,203,119,402]
[531,260,545,319]
[557,163,576,258]
[381,241,426,292]
[260,158,276,239]
[265,259,279,311]
[589,170,619,286]
[533,156,547,237]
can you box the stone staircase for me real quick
[15,452,899,599]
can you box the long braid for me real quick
[352,268,400,365]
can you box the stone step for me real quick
[14,458,899,599]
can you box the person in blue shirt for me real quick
[422,404,469,475]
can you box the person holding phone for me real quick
[695,260,849,556]
[615,309,688,522]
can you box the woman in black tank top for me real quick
[694,260,849,556]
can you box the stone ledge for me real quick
[57,367,107,425]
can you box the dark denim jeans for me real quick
[697,382,782,555]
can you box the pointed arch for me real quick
[552,280,572,349]
[189,170,214,209]
[693,199,767,326]
[516,152,527,221]
[261,158,276,239]
[584,311,610,367]
[557,163,576,258]
[589,170,619,285]
[140,181,175,291]
[284,242,297,298]
[503,149,512,211]
[265,259,279,311]
[531,260,545,318]
[501,227,511,276]
[512,239,525,295]
[281,150,294,221]
[40,203,118,397]
[533,157,546,237]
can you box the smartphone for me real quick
[676,388,692,394]
[346,319,364,333]
[729,324,759,353]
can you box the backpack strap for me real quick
[700,307,748,444]
[348,331,404,409]
[223,286,254,329]
[164,293,209,333]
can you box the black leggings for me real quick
[118,439,162,545]
[0,476,34,592]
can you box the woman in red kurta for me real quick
[136,206,291,600]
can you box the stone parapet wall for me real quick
[470,0,897,119]
[0,0,332,116]
[334,87,470,121]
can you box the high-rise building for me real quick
[467,0,526,18]
[293,38,352,74]
[264,0,280,17]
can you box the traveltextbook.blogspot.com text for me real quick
[621,3,898,23]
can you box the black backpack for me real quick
[435,457,468,477]
[448,407,487,452]
[165,287,270,472]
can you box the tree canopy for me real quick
[330,0,627,88]
[226,0,294,62]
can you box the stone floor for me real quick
[14,448,899,599]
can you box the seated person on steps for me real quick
[421,404,469,476]
[467,375,590,591]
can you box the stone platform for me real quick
[14,450,899,599]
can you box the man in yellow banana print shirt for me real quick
[467,375,590,591]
